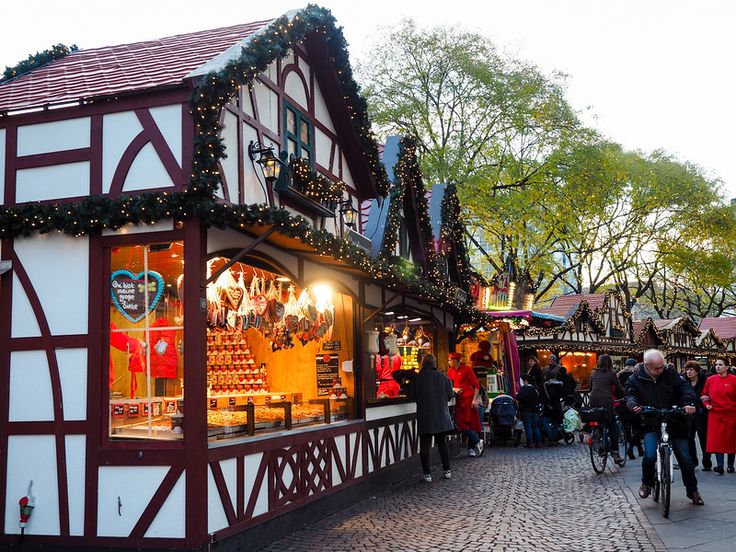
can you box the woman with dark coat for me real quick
[589,353,626,466]
[408,354,455,482]
[683,361,712,470]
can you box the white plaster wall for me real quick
[253,80,279,135]
[220,458,238,514]
[332,435,346,486]
[364,284,382,309]
[313,80,336,134]
[17,117,90,156]
[65,434,86,536]
[57,348,88,421]
[245,452,267,517]
[103,111,142,194]
[146,472,185,538]
[315,128,332,170]
[282,51,296,69]
[341,153,356,193]
[284,71,308,111]
[207,466,228,533]
[220,110,240,202]
[239,85,255,118]
[13,233,88,335]
[0,128,6,205]
[365,402,417,422]
[242,123,269,205]
[263,58,278,84]
[101,220,174,236]
[97,466,168,537]
[11,273,41,338]
[5,435,60,535]
[123,143,175,192]
[353,434,363,478]
[16,162,90,202]
[9,350,54,421]
[149,105,182,167]
[302,258,360,297]
[298,55,311,96]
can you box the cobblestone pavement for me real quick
[261,441,667,552]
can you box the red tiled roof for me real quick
[632,320,648,336]
[0,20,271,113]
[535,304,577,318]
[549,293,607,311]
[699,317,736,340]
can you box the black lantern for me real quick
[340,199,358,228]
[248,141,283,185]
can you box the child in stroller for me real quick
[487,395,523,447]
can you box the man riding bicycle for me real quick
[624,349,704,506]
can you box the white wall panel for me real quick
[299,57,311,97]
[103,111,143,194]
[57,348,88,421]
[284,71,308,110]
[221,110,240,202]
[207,466,229,533]
[333,435,346,486]
[313,80,336,133]
[365,402,417,422]
[9,351,54,421]
[302,258,359,297]
[239,86,255,118]
[341,153,356,193]
[0,128,5,206]
[353,435,363,478]
[5,435,60,535]
[101,220,174,236]
[242,123,269,205]
[16,162,90,202]
[149,105,183,167]
[122,143,175,192]
[253,80,279,135]
[11,273,41,338]
[220,458,238,515]
[315,128,332,170]
[146,472,185,538]
[65,435,86,536]
[17,117,90,156]
[98,466,168,537]
[14,233,88,335]
[245,452,267,517]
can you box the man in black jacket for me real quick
[625,349,704,506]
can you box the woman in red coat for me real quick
[448,352,483,457]
[701,357,736,474]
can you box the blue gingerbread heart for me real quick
[110,270,165,323]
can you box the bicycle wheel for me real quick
[661,447,671,518]
[589,428,607,474]
[616,419,628,467]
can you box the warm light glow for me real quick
[384,311,395,315]
[276,276,291,282]
[311,283,334,312]
[409,317,422,322]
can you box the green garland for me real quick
[2,43,78,83]
[440,183,473,296]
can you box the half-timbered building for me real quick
[699,317,736,357]
[0,7,480,550]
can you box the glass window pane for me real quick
[288,139,297,158]
[301,148,311,163]
[300,120,310,144]
[109,241,185,441]
[287,109,296,135]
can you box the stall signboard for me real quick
[110,270,165,323]
[322,340,342,351]
[316,354,340,396]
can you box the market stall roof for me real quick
[699,317,736,340]
[483,309,565,323]
[0,20,272,113]
[536,293,608,318]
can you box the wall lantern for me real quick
[340,199,358,228]
[248,141,283,185]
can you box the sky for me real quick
[3,0,735,198]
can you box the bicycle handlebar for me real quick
[638,405,689,418]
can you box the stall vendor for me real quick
[376,331,401,398]
[448,352,483,457]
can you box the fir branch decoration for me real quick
[2,44,78,83]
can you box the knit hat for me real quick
[548,354,558,363]
[624,358,636,366]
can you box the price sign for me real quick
[165,400,177,414]
[228,397,237,406]
[128,403,140,418]
[112,404,125,418]
[322,340,341,351]
[316,354,340,397]
[209,399,218,409]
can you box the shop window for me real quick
[283,101,313,165]
[367,314,436,400]
[205,257,355,441]
[108,241,185,440]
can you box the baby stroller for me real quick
[488,395,523,447]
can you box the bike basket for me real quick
[579,407,610,424]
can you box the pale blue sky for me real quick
[3,1,734,198]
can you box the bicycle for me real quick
[639,406,686,519]
[580,406,628,474]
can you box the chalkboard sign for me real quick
[322,340,341,351]
[110,270,165,323]
[316,354,340,396]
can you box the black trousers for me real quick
[419,433,451,475]
[688,414,712,469]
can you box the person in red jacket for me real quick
[701,357,736,474]
[375,331,401,398]
[448,352,483,457]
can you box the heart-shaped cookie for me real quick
[110,270,165,323]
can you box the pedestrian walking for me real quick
[407,354,454,482]
[590,353,626,466]
[625,349,704,506]
[619,357,643,459]
[448,352,484,457]
[701,357,736,474]
[516,373,543,448]
[682,360,712,471]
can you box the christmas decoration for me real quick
[2,44,78,83]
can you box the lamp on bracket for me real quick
[248,141,283,185]
[339,199,359,229]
